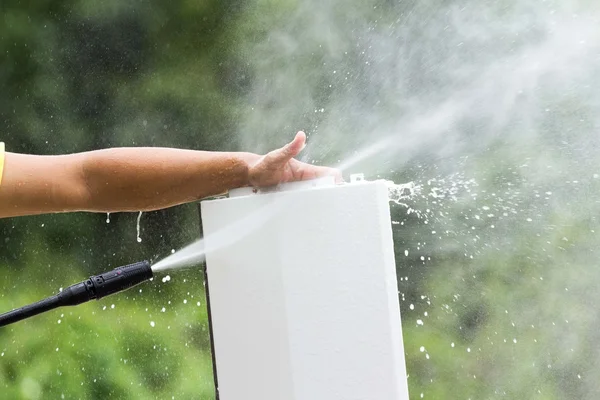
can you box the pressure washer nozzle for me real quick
[0,260,153,328]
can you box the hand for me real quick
[243,132,343,188]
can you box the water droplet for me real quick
[136,211,143,243]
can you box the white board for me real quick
[201,179,409,400]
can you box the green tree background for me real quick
[2,0,600,399]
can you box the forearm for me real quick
[0,152,87,217]
[0,148,250,217]
[79,148,250,212]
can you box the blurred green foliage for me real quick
[1,0,245,398]
[2,0,600,399]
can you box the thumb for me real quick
[268,131,306,164]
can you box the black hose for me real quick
[0,295,62,327]
[0,260,153,328]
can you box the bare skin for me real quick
[0,131,341,218]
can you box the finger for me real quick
[331,168,344,183]
[267,131,306,165]
[291,161,343,183]
[317,167,343,183]
[288,131,307,155]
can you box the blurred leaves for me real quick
[2,0,600,399]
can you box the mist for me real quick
[236,1,600,175]
[3,0,600,398]
[231,0,600,397]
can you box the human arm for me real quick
[0,132,341,218]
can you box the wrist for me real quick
[228,152,255,188]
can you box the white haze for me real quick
[236,1,600,175]
[225,1,600,398]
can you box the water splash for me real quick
[152,199,284,272]
[385,180,423,216]
[136,211,143,243]
[152,238,205,272]
[152,177,472,273]
[384,172,479,223]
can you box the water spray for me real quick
[0,261,153,327]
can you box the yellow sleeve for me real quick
[0,142,5,187]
